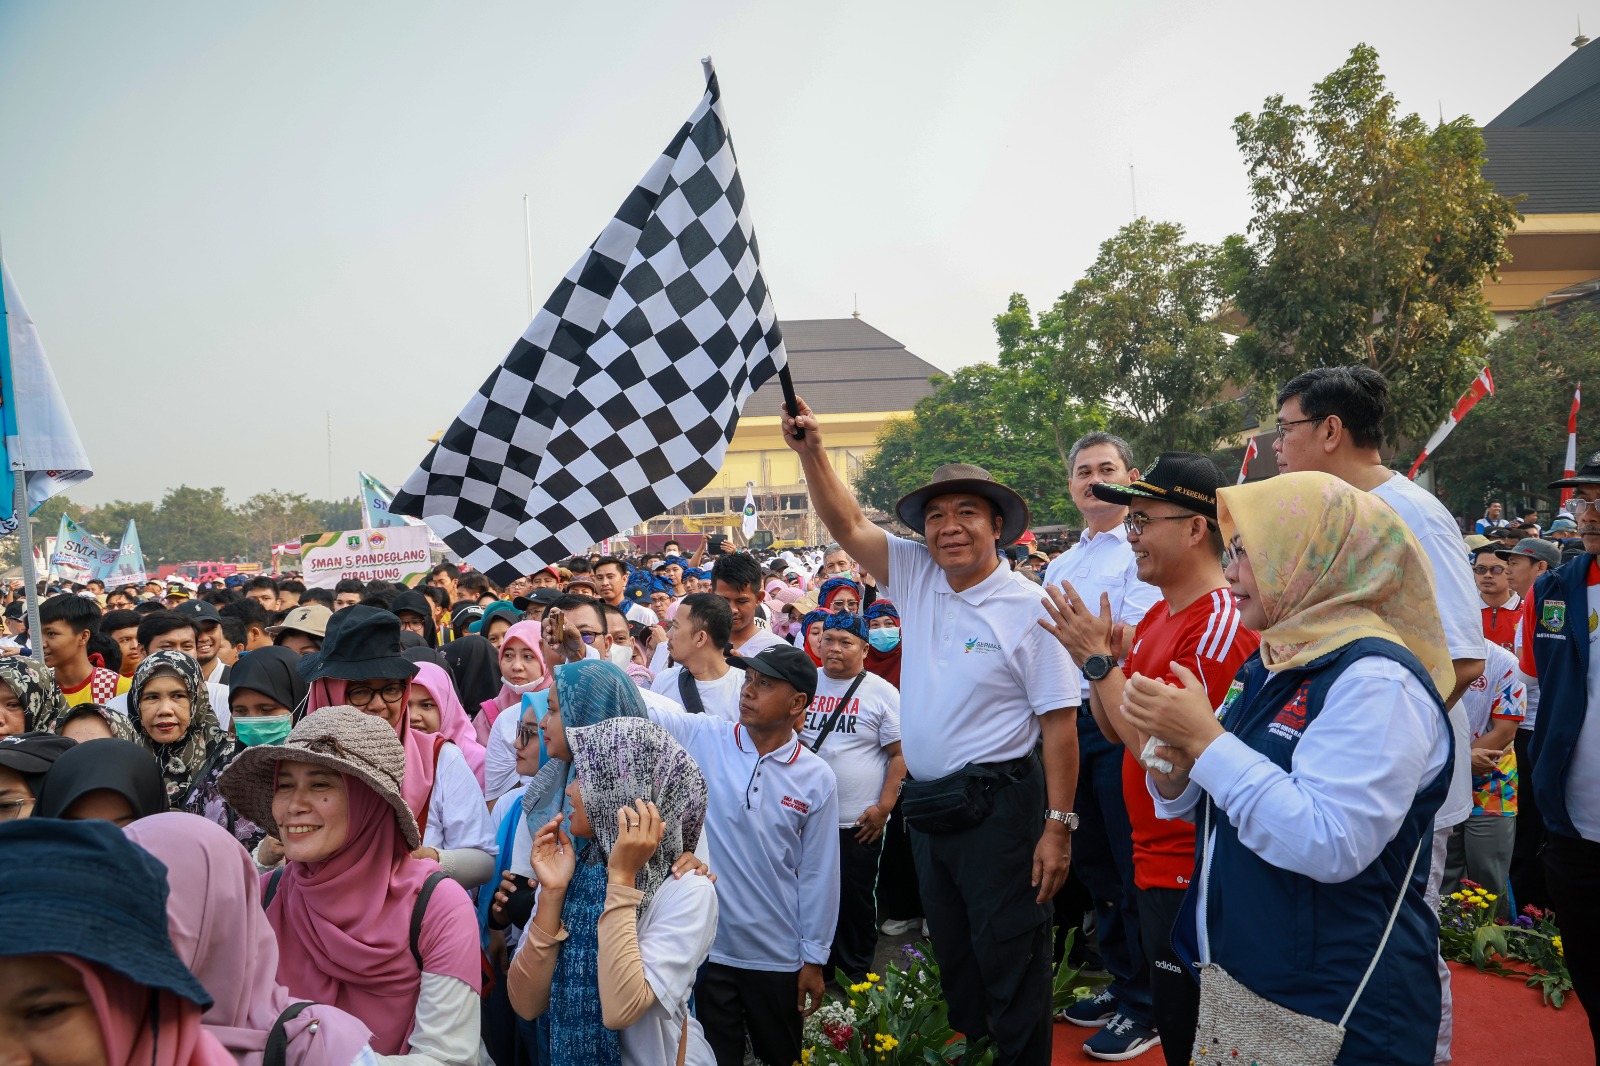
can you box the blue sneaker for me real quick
[1057,988,1117,1027]
[1082,1013,1160,1061]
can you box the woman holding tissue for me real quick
[1121,471,1455,1066]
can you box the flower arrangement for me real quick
[1438,879,1572,1006]
[799,942,994,1065]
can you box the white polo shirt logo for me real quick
[964,638,1002,655]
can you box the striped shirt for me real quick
[1121,587,1261,889]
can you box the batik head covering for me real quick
[410,661,487,789]
[57,702,140,742]
[521,660,648,825]
[864,600,900,622]
[124,813,375,1066]
[822,611,869,641]
[128,652,236,807]
[1216,471,1453,694]
[817,576,864,609]
[568,717,707,911]
[799,609,831,666]
[0,656,70,734]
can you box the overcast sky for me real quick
[0,0,1588,506]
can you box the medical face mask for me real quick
[867,627,901,653]
[233,713,293,747]
[606,643,633,670]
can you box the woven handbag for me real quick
[1189,799,1425,1066]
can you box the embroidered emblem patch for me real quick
[1215,679,1245,723]
[1542,600,1567,632]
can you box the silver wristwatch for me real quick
[1045,809,1079,831]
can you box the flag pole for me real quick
[779,364,804,440]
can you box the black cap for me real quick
[3,600,25,621]
[173,600,222,625]
[0,732,76,795]
[727,642,818,702]
[513,588,562,613]
[1090,452,1224,519]
[1550,448,1600,489]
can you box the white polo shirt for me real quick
[883,535,1083,781]
[800,671,901,826]
[1042,525,1162,700]
[650,664,744,723]
[733,629,787,657]
[645,703,840,973]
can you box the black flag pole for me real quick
[779,363,804,440]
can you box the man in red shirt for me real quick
[1042,452,1260,1066]
[1472,542,1522,652]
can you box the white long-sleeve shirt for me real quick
[645,702,840,972]
[1150,656,1449,961]
[376,972,481,1066]
[423,743,498,889]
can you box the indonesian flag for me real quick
[271,540,302,557]
[1562,385,1581,508]
[1237,437,1257,484]
[1407,367,1495,479]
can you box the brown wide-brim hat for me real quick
[895,463,1031,547]
[217,705,421,850]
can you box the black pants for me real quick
[1137,886,1198,1066]
[1510,728,1549,909]
[909,759,1053,1066]
[1543,834,1600,1054]
[876,793,923,921]
[694,961,802,1066]
[831,827,883,982]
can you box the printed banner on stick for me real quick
[299,526,431,589]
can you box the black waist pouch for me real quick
[901,762,1007,834]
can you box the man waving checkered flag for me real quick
[391,59,786,581]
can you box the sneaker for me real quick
[1081,1014,1160,1061]
[879,918,920,936]
[1057,989,1117,1027]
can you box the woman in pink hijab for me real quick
[219,708,484,1062]
[408,661,488,790]
[480,618,554,799]
[125,812,375,1066]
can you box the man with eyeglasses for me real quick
[1472,542,1522,652]
[1274,366,1485,1065]
[1517,456,1600,1054]
[1041,452,1259,1065]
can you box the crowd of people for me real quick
[2,363,1597,1066]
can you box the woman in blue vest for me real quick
[1120,471,1456,1065]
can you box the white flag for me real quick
[741,484,758,538]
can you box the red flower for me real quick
[823,1022,854,1051]
[1523,905,1546,920]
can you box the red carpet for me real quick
[1051,963,1592,1065]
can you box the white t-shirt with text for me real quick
[799,671,901,826]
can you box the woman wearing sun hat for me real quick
[0,817,233,1066]
[295,605,497,887]
[218,706,483,1063]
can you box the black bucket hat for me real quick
[0,817,213,1007]
[1090,452,1224,519]
[297,604,419,683]
[894,463,1032,547]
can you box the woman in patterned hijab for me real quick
[127,651,257,848]
[0,656,70,737]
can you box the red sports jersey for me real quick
[1481,593,1523,653]
[1120,588,1261,890]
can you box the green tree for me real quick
[997,218,1238,464]
[854,364,1094,529]
[1419,308,1600,515]
[312,496,363,534]
[1225,43,1521,444]
[146,486,245,563]
[237,491,325,561]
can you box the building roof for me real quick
[747,317,946,416]
[1482,43,1600,213]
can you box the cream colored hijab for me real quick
[1216,471,1453,695]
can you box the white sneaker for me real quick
[879,918,920,936]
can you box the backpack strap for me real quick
[410,870,449,970]
[263,1001,313,1066]
[262,867,285,909]
[676,669,708,715]
[811,673,868,753]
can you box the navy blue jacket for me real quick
[1180,639,1451,1066]
[1526,553,1598,840]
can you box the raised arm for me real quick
[781,396,888,584]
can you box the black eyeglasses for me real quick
[346,681,407,707]
[516,722,540,748]
[1123,513,1196,536]
[1275,415,1328,441]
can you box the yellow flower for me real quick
[849,981,872,994]
[866,972,881,984]
[1450,892,1464,900]
[1486,893,1498,901]
[872,1034,899,1051]
[1554,936,1565,956]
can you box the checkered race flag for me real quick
[390,59,786,581]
